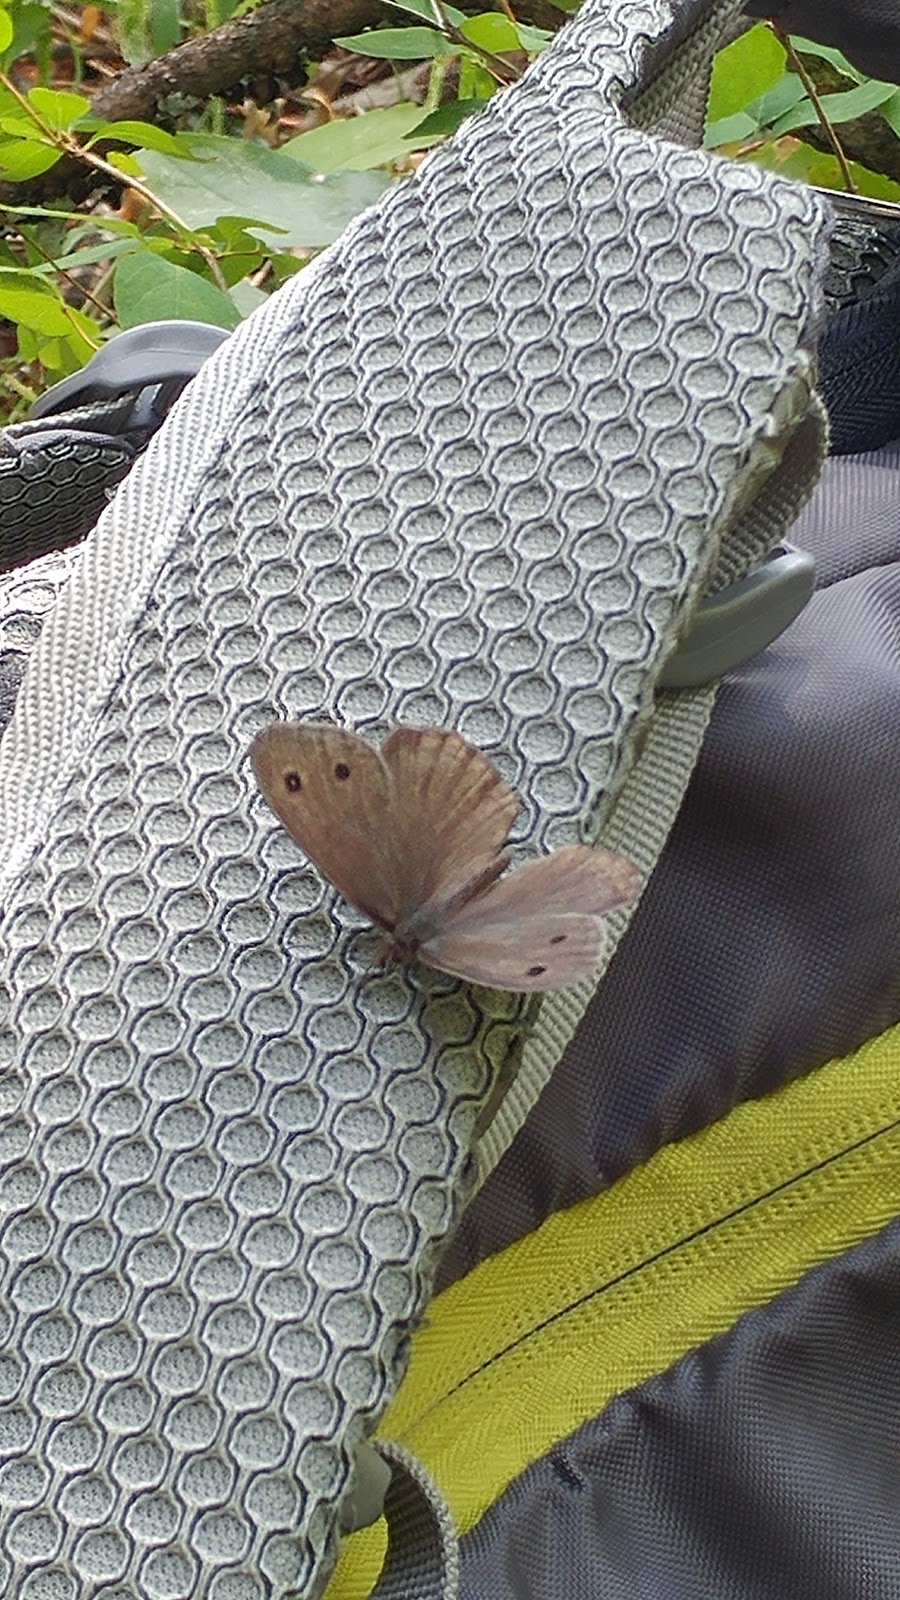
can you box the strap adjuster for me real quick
[28,320,229,431]
[659,543,816,689]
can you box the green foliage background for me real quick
[0,1,898,415]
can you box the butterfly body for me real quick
[251,721,639,992]
[375,854,512,969]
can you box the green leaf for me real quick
[789,37,862,81]
[228,279,268,317]
[384,0,466,24]
[115,0,150,66]
[748,140,900,203]
[335,26,452,60]
[207,214,276,252]
[460,12,519,51]
[0,114,52,140]
[0,3,49,69]
[113,250,241,331]
[27,87,91,130]
[0,139,62,179]
[35,335,64,370]
[0,203,140,234]
[105,149,144,175]
[150,0,183,56]
[703,111,758,147]
[28,237,137,275]
[283,104,438,172]
[769,77,897,136]
[706,23,785,125]
[824,79,899,120]
[80,119,187,155]
[514,21,553,51]
[747,72,806,128]
[21,323,95,374]
[411,98,486,137]
[0,9,12,52]
[218,251,263,287]
[59,305,99,368]
[16,322,40,361]
[269,252,306,286]
[458,55,497,99]
[459,11,550,54]
[139,239,196,270]
[136,134,390,248]
[880,89,900,137]
[0,271,80,335]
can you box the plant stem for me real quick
[423,55,446,115]
[0,69,231,293]
[773,27,858,195]
[13,225,111,323]
[69,147,231,293]
[428,0,520,83]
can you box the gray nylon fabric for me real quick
[459,1215,900,1599]
[475,386,829,1182]
[442,442,900,1282]
[0,0,832,1595]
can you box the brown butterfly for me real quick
[251,722,639,992]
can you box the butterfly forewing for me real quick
[380,727,519,913]
[251,722,402,927]
[417,844,640,991]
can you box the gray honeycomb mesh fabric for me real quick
[0,1,831,1597]
[0,547,86,733]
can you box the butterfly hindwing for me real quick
[417,845,640,991]
[251,722,401,927]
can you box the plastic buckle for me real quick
[28,320,230,429]
[658,543,815,690]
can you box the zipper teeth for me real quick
[471,1107,900,1365]
[386,1126,900,1541]
[391,1028,900,1421]
[424,1114,900,1409]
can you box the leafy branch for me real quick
[0,71,230,289]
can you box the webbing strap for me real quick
[476,392,830,1184]
[369,1443,458,1600]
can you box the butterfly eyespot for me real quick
[334,763,351,781]
[526,964,547,978]
[284,771,302,793]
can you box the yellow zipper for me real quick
[327,1021,900,1597]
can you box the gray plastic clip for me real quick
[339,1440,393,1534]
[29,320,229,423]
[659,543,815,690]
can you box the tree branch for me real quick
[87,0,395,124]
[0,0,567,210]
